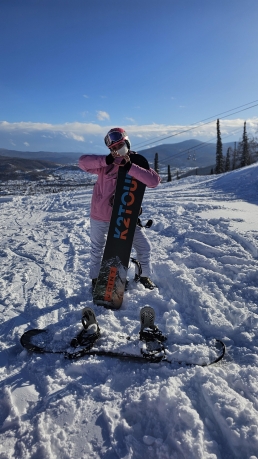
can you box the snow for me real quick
[0,162,258,459]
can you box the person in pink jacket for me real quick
[79,127,160,291]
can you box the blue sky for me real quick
[0,0,258,153]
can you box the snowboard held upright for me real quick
[93,154,149,309]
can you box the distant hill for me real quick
[138,139,236,169]
[0,148,81,164]
[0,155,59,172]
[0,139,237,170]
[0,155,61,181]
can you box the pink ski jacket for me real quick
[78,153,160,222]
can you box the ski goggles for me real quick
[105,131,125,148]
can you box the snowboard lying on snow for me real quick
[20,307,226,367]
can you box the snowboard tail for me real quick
[93,154,149,309]
[93,257,127,308]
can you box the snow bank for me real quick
[1,163,258,458]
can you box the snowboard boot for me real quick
[91,278,98,295]
[134,275,157,290]
[92,278,97,291]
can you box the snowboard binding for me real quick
[139,306,167,362]
[131,259,157,290]
[139,306,167,342]
[70,307,100,349]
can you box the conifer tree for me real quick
[232,142,237,170]
[240,121,250,167]
[249,137,258,164]
[215,119,224,174]
[167,165,172,182]
[225,147,231,172]
[154,153,159,174]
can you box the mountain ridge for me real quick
[0,139,236,169]
[138,139,236,168]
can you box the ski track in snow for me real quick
[1,164,258,459]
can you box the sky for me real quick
[0,0,258,153]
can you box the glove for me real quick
[122,158,132,172]
[106,153,115,165]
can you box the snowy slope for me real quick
[0,163,258,459]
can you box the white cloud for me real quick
[0,118,257,148]
[83,95,89,98]
[96,111,110,121]
[125,118,258,140]
[24,142,29,147]
[65,133,84,142]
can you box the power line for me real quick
[133,99,258,150]
[157,127,243,167]
[134,100,258,149]
[135,102,258,150]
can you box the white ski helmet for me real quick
[104,127,131,150]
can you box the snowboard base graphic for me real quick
[93,154,149,309]
[93,256,127,308]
